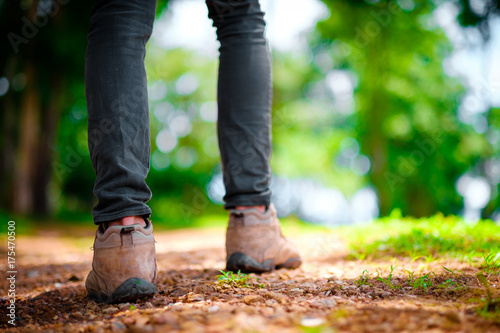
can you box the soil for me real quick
[1,225,499,332]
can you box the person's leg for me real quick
[207,0,273,209]
[86,0,155,226]
[84,0,157,303]
[207,0,301,272]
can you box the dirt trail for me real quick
[1,227,499,332]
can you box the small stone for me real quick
[28,270,39,278]
[445,312,461,323]
[102,306,119,314]
[289,288,303,293]
[170,287,189,297]
[262,291,287,304]
[118,302,131,310]
[372,288,386,297]
[242,295,265,305]
[134,315,150,328]
[265,299,278,306]
[111,322,126,332]
[301,318,325,327]
[316,279,328,285]
[152,312,177,325]
[185,293,204,303]
[207,305,219,313]
[309,299,336,308]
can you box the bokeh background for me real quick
[1,0,500,228]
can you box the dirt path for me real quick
[1,226,499,332]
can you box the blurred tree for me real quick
[141,45,363,225]
[0,0,90,215]
[315,0,498,216]
[0,0,168,216]
[457,0,500,37]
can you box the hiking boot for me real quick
[85,220,158,304]
[225,204,302,273]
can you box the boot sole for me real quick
[87,277,157,304]
[226,252,302,273]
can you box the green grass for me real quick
[480,253,500,275]
[216,270,250,288]
[476,273,500,322]
[343,211,500,262]
[354,265,469,295]
[356,269,371,287]
[376,265,397,289]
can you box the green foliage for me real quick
[355,265,467,295]
[356,269,372,287]
[480,253,500,275]
[408,271,433,292]
[315,0,494,216]
[143,44,367,224]
[347,214,500,260]
[457,0,500,28]
[476,273,500,321]
[376,265,398,289]
[216,270,250,288]
[271,51,364,194]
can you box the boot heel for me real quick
[225,252,274,273]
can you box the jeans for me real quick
[85,0,273,224]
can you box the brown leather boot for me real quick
[85,220,158,303]
[225,204,302,273]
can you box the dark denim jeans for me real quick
[85,0,272,224]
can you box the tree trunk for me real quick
[0,57,18,211]
[34,76,62,214]
[13,64,41,214]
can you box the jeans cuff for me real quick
[224,196,271,209]
[93,208,152,225]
